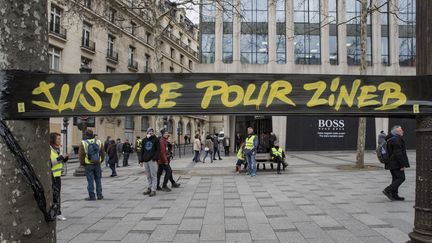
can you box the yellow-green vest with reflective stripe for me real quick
[50,147,63,177]
[271,147,283,158]
[245,135,256,150]
[237,147,245,160]
[81,139,102,164]
[136,138,142,151]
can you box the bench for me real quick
[255,153,277,170]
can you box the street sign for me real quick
[1,70,432,119]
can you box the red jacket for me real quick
[158,137,169,165]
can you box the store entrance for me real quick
[235,116,273,153]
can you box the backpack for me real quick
[85,140,100,163]
[166,142,173,161]
[376,137,394,164]
[142,139,154,162]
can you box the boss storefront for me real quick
[286,116,376,151]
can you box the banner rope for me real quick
[0,119,56,222]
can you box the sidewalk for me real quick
[58,151,416,243]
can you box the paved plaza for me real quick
[57,151,416,243]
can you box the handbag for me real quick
[204,147,210,151]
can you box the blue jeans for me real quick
[203,151,213,163]
[193,150,200,162]
[85,164,103,199]
[245,151,256,175]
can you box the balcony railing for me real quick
[106,50,118,62]
[128,60,138,71]
[81,38,96,52]
[49,21,67,40]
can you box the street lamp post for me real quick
[61,117,69,175]
[73,66,92,176]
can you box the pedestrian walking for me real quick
[157,130,181,192]
[382,125,410,201]
[377,130,387,146]
[139,128,160,197]
[223,136,230,156]
[244,127,258,177]
[104,136,111,167]
[235,143,245,174]
[79,129,105,201]
[213,134,222,160]
[107,140,118,177]
[49,132,68,221]
[116,138,122,167]
[271,141,288,174]
[122,139,132,166]
[193,134,201,162]
[203,135,214,163]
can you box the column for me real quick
[320,0,330,67]
[272,116,287,150]
[215,2,223,65]
[232,0,241,65]
[338,0,348,68]
[286,0,294,68]
[372,0,381,68]
[268,0,277,64]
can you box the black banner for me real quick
[1,70,432,119]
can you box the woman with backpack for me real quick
[203,135,214,163]
[107,140,118,177]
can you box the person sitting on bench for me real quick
[271,141,288,174]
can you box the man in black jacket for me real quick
[139,128,160,197]
[383,125,410,201]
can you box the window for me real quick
[380,0,389,65]
[144,54,150,72]
[398,0,416,66]
[141,116,149,131]
[294,0,321,64]
[83,0,92,9]
[329,0,338,65]
[180,54,184,65]
[170,48,175,58]
[189,60,193,69]
[145,31,152,44]
[223,0,233,63]
[107,7,116,23]
[167,119,174,134]
[50,5,62,34]
[127,0,134,8]
[346,0,372,65]
[49,46,61,71]
[82,22,92,47]
[200,0,216,63]
[125,116,134,130]
[106,66,115,73]
[107,34,115,57]
[129,21,137,35]
[240,0,269,64]
[177,121,184,135]
[170,66,174,72]
[276,0,286,64]
[128,46,136,69]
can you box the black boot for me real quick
[382,190,394,201]
[393,194,405,201]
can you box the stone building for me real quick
[48,0,208,152]
[197,0,416,150]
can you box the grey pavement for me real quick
[58,150,416,243]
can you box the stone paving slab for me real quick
[58,151,415,242]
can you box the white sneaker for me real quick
[57,215,67,221]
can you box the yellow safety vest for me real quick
[237,147,245,160]
[81,139,102,164]
[136,138,142,151]
[271,147,284,158]
[245,135,256,150]
[50,146,63,177]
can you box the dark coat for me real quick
[385,134,410,170]
[123,142,132,153]
[107,144,118,165]
[140,135,160,162]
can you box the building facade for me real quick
[197,0,416,150]
[48,0,208,153]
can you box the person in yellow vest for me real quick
[244,127,258,177]
[271,141,288,174]
[235,143,245,174]
[79,129,105,201]
[50,132,68,221]
[135,136,143,162]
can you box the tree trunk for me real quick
[409,0,432,242]
[0,0,55,242]
[356,0,368,168]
